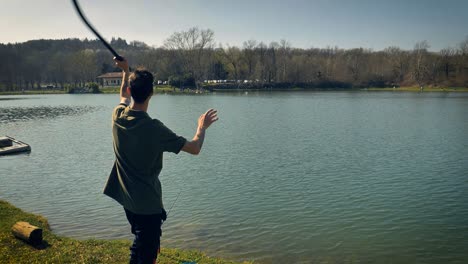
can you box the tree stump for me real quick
[11,221,43,245]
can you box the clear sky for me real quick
[1,0,467,51]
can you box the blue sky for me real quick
[1,0,467,51]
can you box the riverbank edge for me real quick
[0,199,251,264]
[1,86,467,95]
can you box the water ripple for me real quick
[1,93,468,264]
[0,105,99,123]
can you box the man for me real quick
[103,57,218,264]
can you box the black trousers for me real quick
[124,208,165,264]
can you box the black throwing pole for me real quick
[71,0,123,61]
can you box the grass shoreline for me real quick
[0,86,467,96]
[363,87,468,92]
[0,199,250,264]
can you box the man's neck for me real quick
[130,102,148,112]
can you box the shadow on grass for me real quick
[33,240,51,250]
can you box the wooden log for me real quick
[11,221,42,245]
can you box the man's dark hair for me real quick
[129,68,154,103]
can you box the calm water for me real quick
[1,92,467,263]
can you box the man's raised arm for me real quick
[113,57,131,105]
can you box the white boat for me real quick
[0,136,31,155]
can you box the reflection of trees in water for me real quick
[0,98,29,101]
[0,106,98,123]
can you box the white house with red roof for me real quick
[97,72,123,86]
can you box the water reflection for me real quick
[0,105,98,123]
[0,97,34,101]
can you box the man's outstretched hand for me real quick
[182,109,218,155]
[198,109,218,130]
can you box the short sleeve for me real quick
[112,104,127,121]
[154,120,187,154]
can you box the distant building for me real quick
[97,72,123,86]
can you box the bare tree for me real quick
[219,45,244,81]
[345,48,367,84]
[321,46,341,81]
[255,42,268,82]
[458,37,468,86]
[412,40,430,87]
[277,39,292,82]
[426,53,441,85]
[384,46,410,85]
[266,42,279,83]
[459,36,468,55]
[243,40,257,80]
[439,47,456,81]
[164,27,215,88]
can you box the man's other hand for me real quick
[198,109,218,130]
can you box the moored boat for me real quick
[0,136,31,155]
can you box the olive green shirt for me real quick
[103,104,186,215]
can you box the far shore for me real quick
[1,86,467,96]
[363,87,468,92]
[0,199,250,264]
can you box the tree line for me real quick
[1,27,467,92]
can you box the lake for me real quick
[1,92,467,263]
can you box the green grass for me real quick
[100,86,203,94]
[99,87,120,94]
[0,200,251,264]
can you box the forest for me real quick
[1,27,467,91]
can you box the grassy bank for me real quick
[0,90,66,95]
[213,86,468,92]
[364,86,468,92]
[0,200,251,264]
[0,86,202,96]
[2,86,467,96]
[100,86,207,94]
[100,86,172,94]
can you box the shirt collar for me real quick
[124,107,149,118]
